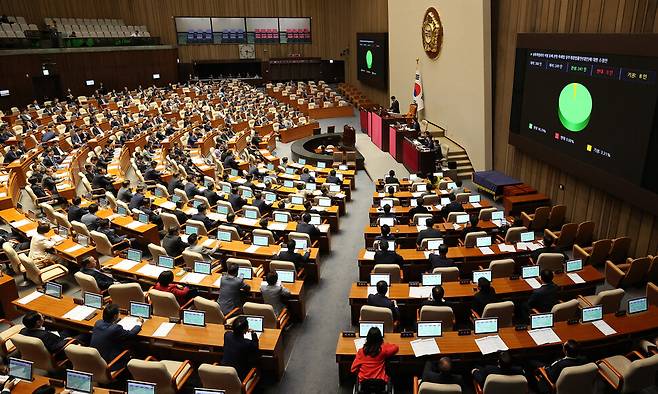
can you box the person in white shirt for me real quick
[28,223,61,266]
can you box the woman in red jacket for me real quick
[153,270,192,305]
[351,327,399,383]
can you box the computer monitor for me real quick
[217,205,229,215]
[194,389,226,394]
[77,235,89,247]
[415,183,427,192]
[565,259,583,273]
[182,310,206,327]
[628,297,648,315]
[370,273,390,286]
[138,213,149,224]
[129,301,151,319]
[472,270,492,284]
[127,249,142,262]
[246,315,264,332]
[491,211,504,220]
[318,198,331,207]
[264,193,277,202]
[274,212,289,223]
[66,369,93,393]
[417,321,442,337]
[456,214,469,224]
[474,318,499,334]
[317,162,326,169]
[171,195,181,203]
[305,183,317,191]
[127,380,156,394]
[237,267,253,280]
[581,305,603,323]
[58,226,69,238]
[521,265,540,279]
[44,282,62,298]
[117,206,128,216]
[329,184,341,192]
[422,273,442,286]
[266,163,275,171]
[530,313,554,330]
[294,239,308,250]
[379,217,395,227]
[185,225,199,236]
[309,215,321,225]
[157,256,175,269]
[520,231,535,242]
[447,182,457,189]
[222,185,232,194]
[380,198,394,208]
[359,321,384,337]
[417,216,430,227]
[277,269,296,283]
[8,358,33,381]
[339,164,348,171]
[192,200,202,209]
[476,237,492,247]
[298,158,306,165]
[469,195,481,203]
[154,188,164,198]
[284,180,294,188]
[194,261,211,275]
[217,230,231,242]
[83,292,103,309]
[440,197,450,205]
[285,167,295,175]
[242,190,253,199]
[253,235,268,247]
[230,169,239,177]
[291,196,304,205]
[244,209,258,219]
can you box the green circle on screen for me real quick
[366,50,373,69]
[558,82,592,132]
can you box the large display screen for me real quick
[510,34,658,211]
[357,33,388,90]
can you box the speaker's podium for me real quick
[402,137,437,174]
[367,108,411,153]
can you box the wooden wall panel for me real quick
[493,0,658,257]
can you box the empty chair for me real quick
[413,214,433,226]
[148,243,170,263]
[127,357,193,394]
[418,381,462,394]
[550,299,580,322]
[573,221,595,246]
[546,205,567,230]
[536,362,598,394]
[182,250,204,270]
[455,193,471,204]
[107,283,146,310]
[359,305,395,333]
[573,239,612,267]
[605,257,650,288]
[160,212,181,231]
[242,302,289,329]
[20,254,68,286]
[474,301,514,327]
[12,334,69,374]
[418,306,455,331]
[475,374,527,394]
[90,231,129,263]
[608,236,632,264]
[596,353,658,393]
[423,195,440,205]
[149,289,184,319]
[372,264,402,283]
[186,219,208,236]
[198,364,259,394]
[193,296,234,324]
[503,227,527,243]
[545,223,578,249]
[65,344,126,385]
[647,282,658,308]
[432,267,460,282]
[270,260,301,278]
[478,208,498,221]
[537,253,565,272]
[463,231,488,248]
[3,242,28,286]
[522,206,550,231]
[489,259,515,278]
[578,288,624,314]
[53,211,71,229]
[446,212,468,223]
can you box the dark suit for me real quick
[228,193,246,211]
[275,250,310,271]
[440,201,463,219]
[19,327,68,354]
[409,205,429,217]
[472,290,497,316]
[526,282,558,313]
[545,356,587,382]
[326,175,341,184]
[296,222,321,239]
[473,364,525,385]
[367,293,399,320]
[221,331,259,379]
[68,205,88,223]
[422,360,464,386]
[4,150,19,164]
[80,267,114,291]
[90,320,141,367]
[252,199,270,215]
[168,178,185,195]
[429,255,454,269]
[162,234,188,257]
[184,182,200,198]
[384,176,399,184]
[173,209,188,225]
[128,193,146,210]
[374,250,404,266]
[117,187,133,203]
[417,228,442,246]
[98,227,126,245]
[202,189,221,206]
[144,168,163,183]
[92,174,115,192]
[190,213,217,231]
[390,100,400,113]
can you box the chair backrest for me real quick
[359,305,394,333]
[226,257,252,269]
[148,243,168,262]
[174,188,189,204]
[455,193,471,203]
[538,253,565,272]
[609,237,631,263]
[554,363,598,394]
[489,259,515,278]
[107,283,145,310]
[554,223,578,248]
[19,255,44,286]
[423,195,440,205]
[551,299,580,322]
[53,211,71,229]
[182,250,203,269]
[574,221,595,246]
[418,306,454,331]
[622,257,651,287]
[622,354,658,393]
[186,219,208,236]
[12,334,55,371]
[74,271,102,294]
[587,239,613,266]
[482,374,527,394]
[591,288,625,314]
[198,364,242,393]
[547,205,567,229]
[3,242,23,274]
[413,214,433,226]
[64,344,111,384]
[464,231,488,248]
[39,203,57,224]
[372,264,401,283]
[127,359,176,394]
[482,301,514,327]
[71,221,91,237]
[193,296,225,324]
[419,382,462,394]
[155,184,169,198]
[218,225,240,241]
[270,260,296,272]
[446,212,468,223]
[529,206,551,230]
[647,282,658,308]
[148,289,181,319]
[217,200,234,215]
[90,231,114,256]
[243,302,278,328]
[160,212,180,231]
[504,227,527,243]
[478,208,497,221]
[432,267,460,281]
[420,238,443,250]
[253,228,275,245]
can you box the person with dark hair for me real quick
[384,170,399,185]
[28,222,60,265]
[429,244,454,269]
[92,167,116,194]
[154,270,192,305]
[472,277,497,316]
[422,356,464,386]
[162,225,189,257]
[185,232,217,261]
[300,167,314,183]
[378,204,396,223]
[416,218,442,247]
[144,161,164,184]
[367,281,399,321]
[228,186,246,211]
[202,182,221,206]
[172,200,188,225]
[375,224,396,243]
[217,264,251,314]
[440,193,462,219]
[422,285,449,308]
[191,204,219,230]
[3,145,20,164]
[30,384,56,394]
[461,214,481,239]
[90,303,142,368]
[129,185,146,210]
[117,180,133,203]
[68,197,88,223]
[350,327,399,383]
[251,191,270,215]
[531,236,567,261]
[326,169,341,185]
[373,240,403,266]
[261,272,291,316]
[224,213,245,238]
[541,340,586,384]
[80,256,115,291]
[81,203,100,231]
[19,312,69,354]
[295,213,320,239]
[275,240,310,271]
[525,270,558,314]
[472,351,525,385]
[409,197,429,217]
[184,175,201,198]
[221,316,259,379]
[97,218,134,247]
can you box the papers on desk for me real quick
[10,219,31,228]
[319,224,331,233]
[593,320,617,336]
[245,245,260,254]
[137,264,169,278]
[180,234,189,244]
[50,235,65,243]
[207,213,226,222]
[17,291,43,305]
[363,251,375,260]
[118,316,142,331]
[354,337,367,351]
[113,259,140,271]
[516,242,529,251]
[452,223,461,230]
[492,220,502,227]
[528,328,561,345]
[234,178,247,185]
[213,277,223,288]
[527,243,542,251]
[25,229,38,238]
[125,221,144,229]
[0,192,6,198]
[409,286,433,299]
[411,192,424,198]
[335,193,346,199]
[471,202,482,208]
[185,208,199,216]
[160,201,176,210]
[498,244,516,253]
[475,335,509,355]
[236,218,258,227]
[479,247,494,255]
[181,272,206,284]
[524,278,541,289]
[367,286,378,296]
[314,206,326,212]
[411,338,440,357]
[244,332,262,340]
[64,244,85,254]
[202,239,217,248]
[106,214,121,221]
[378,193,385,197]
[153,322,176,337]
[567,273,585,284]
[62,305,96,321]
[268,222,288,231]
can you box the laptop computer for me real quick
[182,309,206,327]
[474,318,499,334]
[66,369,93,394]
[417,321,442,337]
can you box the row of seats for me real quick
[0,21,38,38]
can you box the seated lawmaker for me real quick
[97,218,135,247]
[538,340,587,388]
[440,194,462,219]
[144,161,164,184]
[375,224,396,243]
[68,197,88,223]
[416,218,442,247]
[409,197,429,217]
[472,277,497,316]
[384,170,399,185]
[90,304,142,369]
[422,357,463,387]
[367,280,399,321]
[20,312,70,355]
[275,240,310,271]
[81,203,101,231]
[80,256,115,291]
[261,271,291,317]
[191,204,219,231]
[221,316,259,380]
[350,327,399,384]
[374,240,403,266]
[296,213,321,239]
[217,264,251,314]
[429,244,454,269]
[154,270,193,305]
[472,351,525,386]
[91,167,116,194]
[525,270,558,315]
[162,226,189,257]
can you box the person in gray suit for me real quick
[184,233,217,262]
[261,271,290,316]
[217,264,251,314]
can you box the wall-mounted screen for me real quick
[176,17,212,44]
[279,18,311,44]
[175,17,311,46]
[357,32,388,90]
[211,17,246,44]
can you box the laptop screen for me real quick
[194,261,211,275]
[309,215,321,225]
[380,198,394,208]
[318,198,331,207]
[242,190,253,199]
[45,282,62,298]
[194,389,226,394]
[284,180,294,188]
[456,214,469,224]
[491,211,504,220]
[157,256,174,269]
[171,195,181,203]
[305,183,317,191]
[265,192,277,202]
[415,183,427,192]
[521,265,540,279]
[285,167,295,175]
[66,369,93,393]
[277,269,296,283]
[237,267,253,280]
[520,232,535,242]
[628,297,648,314]
[185,225,199,236]
[469,195,481,203]
[294,239,308,250]
[440,197,450,205]
[182,310,205,327]
[422,273,442,286]
[298,158,306,165]
[246,315,264,332]
[291,196,304,205]
[58,226,69,238]
[230,169,239,177]
[222,185,232,194]
[530,313,554,330]
[118,206,128,215]
[274,212,289,223]
[245,209,258,219]
[565,259,583,273]
[425,239,443,252]
[138,213,149,224]
[217,205,229,215]
[447,182,457,189]
[417,321,442,337]
[474,318,499,334]
[317,162,326,168]
[127,249,142,262]
[9,358,33,381]
[127,380,156,394]
[84,292,103,309]
[379,217,395,227]
[370,273,390,286]
[217,230,231,242]
[581,305,603,323]
[78,235,89,247]
[329,184,341,192]
[253,235,269,246]
[476,237,492,247]
[129,301,151,319]
[359,321,384,337]
[472,270,492,283]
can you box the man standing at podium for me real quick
[389,96,400,114]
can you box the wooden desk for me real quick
[95,208,161,247]
[503,193,551,216]
[402,137,436,174]
[0,274,19,319]
[368,203,494,225]
[279,122,319,143]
